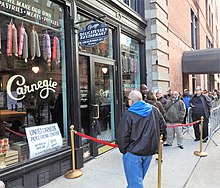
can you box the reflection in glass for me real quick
[0,0,67,166]
[79,56,115,159]
[79,55,91,159]
[95,63,115,141]
[121,34,140,108]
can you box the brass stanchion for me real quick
[158,135,163,188]
[194,116,208,157]
[65,125,83,179]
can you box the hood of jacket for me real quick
[128,100,152,117]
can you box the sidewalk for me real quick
[41,128,220,188]
[184,129,220,188]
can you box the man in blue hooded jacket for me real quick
[117,90,167,188]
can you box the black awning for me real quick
[182,48,220,74]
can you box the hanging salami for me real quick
[42,34,47,60]
[12,24,18,56]
[52,36,61,64]
[52,36,57,62]
[35,31,41,57]
[30,29,36,60]
[7,22,13,57]
[22,30,28,62]
[46,33,51,62]
[18,25,25,57]
[42,33,51,62]
[56,37,60,64]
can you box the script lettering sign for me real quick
[6,75,58,100]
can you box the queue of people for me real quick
[117,84,219,188]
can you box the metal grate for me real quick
[37,170,50,187]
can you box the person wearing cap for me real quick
[117,90,166,187]
[190,86,212,142]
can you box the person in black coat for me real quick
[190,86,212,142]
[117,90,166,187]
[54,93,63,136]
[50,84,64,136]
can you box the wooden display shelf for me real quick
[0,110,26,123]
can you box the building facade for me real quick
[145,0,220,93]
[1,0,219,187]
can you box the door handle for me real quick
[92,104,99,119]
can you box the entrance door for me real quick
[79,55,115,159]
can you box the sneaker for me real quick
[178,145,184,149]
[163,143,172,146]
[194,138,200,142]
[202,138,208,143]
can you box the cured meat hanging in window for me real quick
[18,24,25,58]
[7,22,13,57]
[42,33,52,62]
[52,36,61,64]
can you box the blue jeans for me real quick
[123,152,152,188]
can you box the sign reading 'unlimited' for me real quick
[25,123,63,159]
[78,21,109,46]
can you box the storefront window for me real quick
[121,34,140,107]
[77,14,113,59]
[0,0,67,168]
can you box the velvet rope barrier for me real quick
[167,120,200,128]
[74,131,118,148]
[5,127,26,137]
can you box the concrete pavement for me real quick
[184,129,220,188]
[41,127,220,188]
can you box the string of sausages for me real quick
[4,21,61,64]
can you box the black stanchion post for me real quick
[194,116,208,157]
[65,125,83,179]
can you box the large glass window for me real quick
[121,34,140,107]
[123,0,144,17]
[0,0,67,167]
[77,14,113,59]
[191,9,198,50]
[206,36,213,49]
